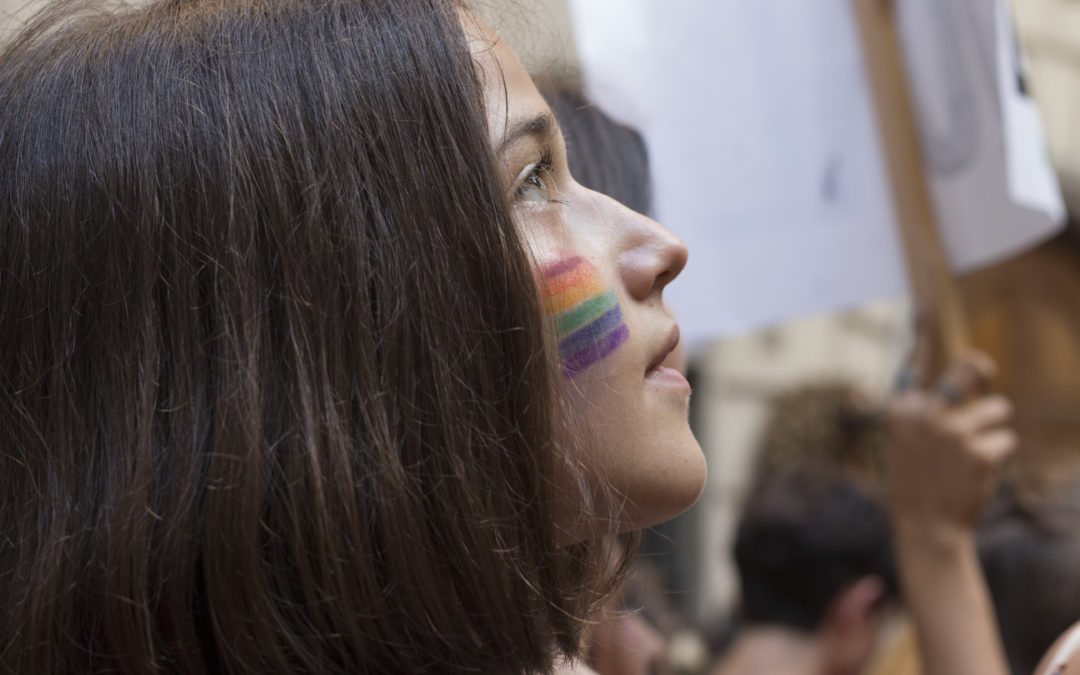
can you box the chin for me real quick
[620,434,707,532]
[554,439,706,543]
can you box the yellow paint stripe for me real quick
[545,274,606,314]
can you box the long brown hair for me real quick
[0,0,611,671]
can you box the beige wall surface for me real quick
[1012,0,1080,208]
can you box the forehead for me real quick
[461,15,552,147]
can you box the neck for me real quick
[713,625,824,675]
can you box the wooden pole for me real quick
[851,0,971,372]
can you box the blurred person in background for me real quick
[753,382,883,483]
[979,481,1080,675]
[711,465,900,675]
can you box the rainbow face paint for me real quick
[542,256,629,378]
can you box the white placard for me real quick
[568,0,1064,346]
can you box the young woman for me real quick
[0,0,705,672]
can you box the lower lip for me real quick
[645,365,691,390]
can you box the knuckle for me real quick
[941,416,969,439]
[987,395,1014,419]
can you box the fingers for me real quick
[932,351,998,406]
[890,351,1001,418]
[886,393,1013,451]
[895,304,996,402]
[883,344,1017,538]
[896,312,994,395]
[973,428,1019,464]
[945,396,1018,466]
[947,394,1012,435]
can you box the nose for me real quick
[607,197,688,303]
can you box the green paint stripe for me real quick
[555,289,618,335]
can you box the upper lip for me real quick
[646,324,681,372]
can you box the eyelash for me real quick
[516,148,566,205]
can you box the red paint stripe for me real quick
[541,255,585,280]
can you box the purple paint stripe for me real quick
[563,324,630,378]
[542,255,585,280]
[558,305,623,359]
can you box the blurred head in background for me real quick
[717,466,899,675]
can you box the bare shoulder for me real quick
[1035,622,1080,675]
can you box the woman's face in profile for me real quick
[465,17,706,535]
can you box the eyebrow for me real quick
[496,112,558,156]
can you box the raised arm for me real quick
[884,350,1017,675]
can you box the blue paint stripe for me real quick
[558,305,624,360]
[563,324,631,378]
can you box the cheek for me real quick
[539,255,629,379]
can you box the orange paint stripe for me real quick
[545,274,606,314]
[545,264,596,297]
